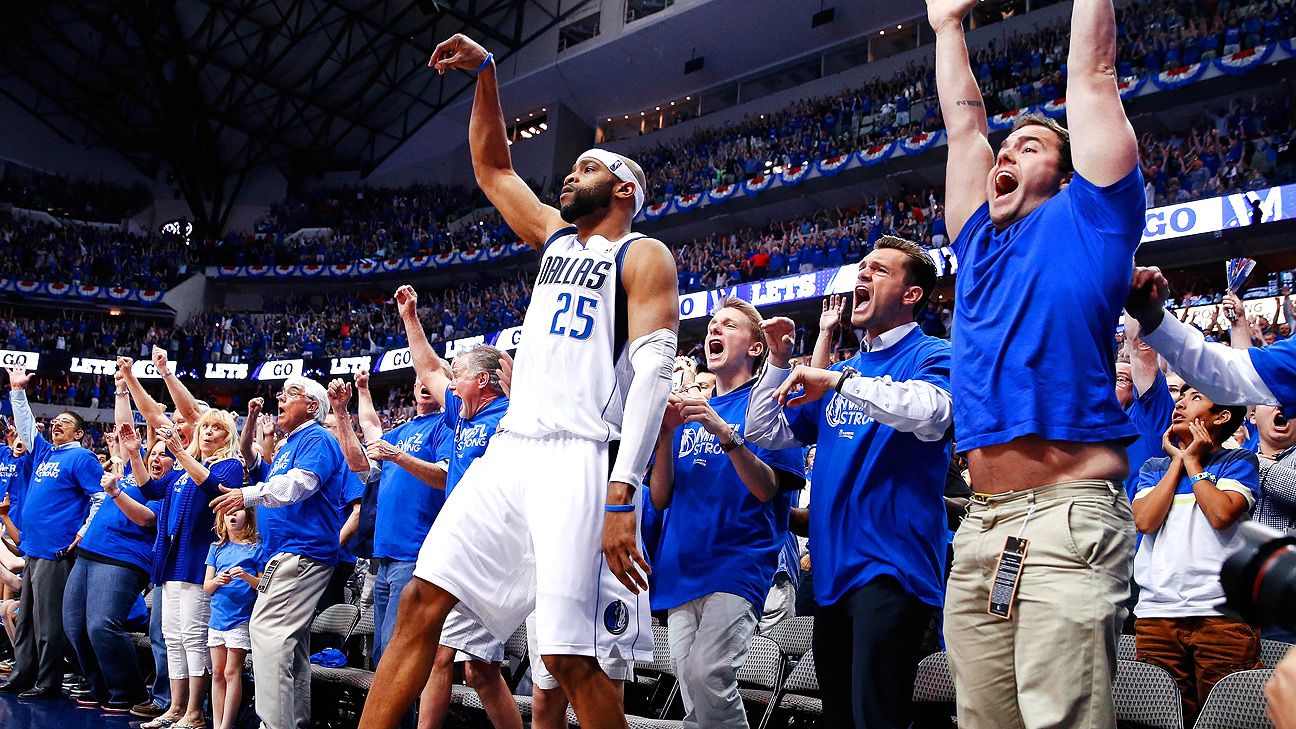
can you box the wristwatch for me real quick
[720,427,746,453]
[835,367,860,394]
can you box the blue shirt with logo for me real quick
[443,389,509,496]
[652,381,805,612]
[373,413,452,562]
[80,464,165,574]
[786,328,953,608]
[161,458,243,584]
[951,167,1145,451]
[258,421,346,564]
[0,445,32,531]
[23,433,104,560]
[205,540,268,630]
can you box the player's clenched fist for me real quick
[428,34,490,75]
[395,285,419,319]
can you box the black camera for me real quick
[1221,522,1296,629]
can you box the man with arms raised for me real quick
[929,0,1144,725]
[358,32,678,729]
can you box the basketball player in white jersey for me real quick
[357,33,679,729]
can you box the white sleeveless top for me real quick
[499,227,643,442]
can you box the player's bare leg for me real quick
[359,578,457,729]
[543,655,627,729]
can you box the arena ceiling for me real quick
[0,0,592,231]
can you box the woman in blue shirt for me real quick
[144,409,244,729]
[62,422,170,713]
[204,506,265,729]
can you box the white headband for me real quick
[578,148,644,216]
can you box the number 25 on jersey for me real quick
[550,293,598,340]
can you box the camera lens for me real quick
[1221,522,1296,628]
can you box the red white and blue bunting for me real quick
[1150,62,1208,90]
[75,284,101,299]
[135,289,165,304]
[458,249,484,265]
[900,130,944,156]
[779,164,810,187]
[1117,77,1146,100]
[1040,98,1067,119]
[857,142,896,167]
[675,192,703,212]
[707,184,738,204]
[815,154,852,177]
[742,174,776,195]
[45,282,72,298]
[1213,44,1275,74]
[644,199,673,220]
[299,264,325,278]
[14,281,39,295]
[106,287,134,302]
[988,106,1035,132]
[433,252,458,267]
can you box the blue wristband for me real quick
[605,503,635,513]
[474,53,494,75]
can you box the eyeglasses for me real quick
[50,417,79,427]
[277,388,306,401]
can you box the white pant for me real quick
[668,593,759,729]
[415,432,651,664]
[162,581,212,679]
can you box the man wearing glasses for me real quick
[0,368,105,700]
[210,376,348,729]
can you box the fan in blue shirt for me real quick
[650,298,804,729]
[747,239,952,729]
[1117,336,1177,501]
[5,372,105,697]
[389,285,527,727]
[0,428,32,532]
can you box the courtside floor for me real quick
[0,692,136,729]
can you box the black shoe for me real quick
[103,700,135,713]
[18,687,61,701]
[0,680,30,694]
[74,694,102,708]
[70,685,94,697]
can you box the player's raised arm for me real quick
[928,0,994,241]
[429,34,565,248]
[1065,0,1138,186]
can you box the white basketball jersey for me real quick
[500,227,643,442]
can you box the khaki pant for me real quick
[1136,616,1262,724]
[250,553,334,729]
[944,480,1135,729]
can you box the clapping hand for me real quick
[819,294,846,333]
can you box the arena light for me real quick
[539,123,547,130]
[520,129,532,139]
[108,308,122,316]
[655,106,661,111]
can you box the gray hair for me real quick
[286,375,330,424]
[453,345,505,395]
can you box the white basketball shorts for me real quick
[525,611,634,689]
[414,431,652,664]
[442,607,505,664]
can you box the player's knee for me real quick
[397,578,454,626]
[540,654,598,685]
[463,659,501,690]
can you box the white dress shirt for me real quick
[1143,313,1279,406]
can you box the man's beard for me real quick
[560,181,613,223]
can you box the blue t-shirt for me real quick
[23,434,104,560]
[258,422,346,564]
[205,540,268,630]
[652,380,805,612]
[0,445,32,531]
[786,327,953,608]
[1250,338,1296,413]
[1124,372,1176,499]
[443,389,509,495]
[162,458,244,584]
[80,465,164,574]
[373,413,452,561]
[951,167,1145,451]
[336,471,367,564]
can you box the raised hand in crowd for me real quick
[760,317,797,368]
[100,472,122,499]
[819,294,846,334]
[5,367,30,391]
[247,397,264,418]
[151,345,170,375]
[365,439,404,463]
[327,378,353,412]
[496,350,513,398]
[117,422,142,454]
[395,284,419,319]
[355,369,370,392]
